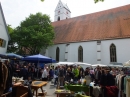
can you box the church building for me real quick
[0,3,10,54]
[44,0,130,65]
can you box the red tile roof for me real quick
[52,4,130,44]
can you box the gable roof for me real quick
[55,0,71,12]
[0,2,10,40]
[62,2,71,12]
[52,4,130,44]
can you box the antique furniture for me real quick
[31,81,47,97]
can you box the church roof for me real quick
[52,4,130,44]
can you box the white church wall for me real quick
[0,8,9,54]
[46,41,97,64]
[46,38,130,65]
[46,44,66,61]
[68,41,97,64]
[101,38,130,65]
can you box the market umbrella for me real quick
[0,54,6,58]
[52,59,56,63]
[22,54,54,63]
[0,53,23,59]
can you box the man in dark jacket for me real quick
[21,66,28,80]
[100,68,115,86]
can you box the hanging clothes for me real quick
[0,62,8,96]
[126,78,130,97]
[92,86,101,97]
[105,86,119,97]
[119,75,124,91]
[124,76,130,94]
[121,75,126,91]
[4,64,13,93]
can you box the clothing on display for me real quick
[0,62,8,96]
[4,64,13,93]
[92,86,101,97]
[126,78,130,97]
[105,86,118,97]
[116,73,130,97]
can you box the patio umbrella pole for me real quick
[37,59,39,79]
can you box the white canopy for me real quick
[92,64,107,67]
[55,62,74,65]
[51,62,74,68]
[74,62,91,66]
[108,65,123,67]
[123,60,130,66]
[52,62,91,70]
[74,62,91,70]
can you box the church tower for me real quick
[54,0,71,21]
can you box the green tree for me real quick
[7,25,18,53]
[13,12,54,55]
[94,0,104,3]
[7,25,13,34]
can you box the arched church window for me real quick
[110,44,117,62]
[56,47,60,61]
[58,16,60,21]
[78,46,83,62]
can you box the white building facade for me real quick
[45,38,130,65]
[0,3,10,54]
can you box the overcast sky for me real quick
[1,0,130,28]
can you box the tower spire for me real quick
[54,0,71,21]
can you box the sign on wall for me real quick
[0,38,6,47]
